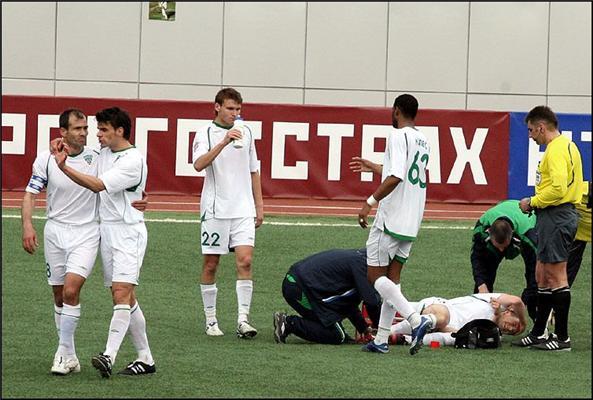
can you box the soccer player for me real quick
[272,248,381,345]
[351,94,435,355]
[513,105,583,351]
[55,107,156,377]
[192,88,264,338]
[389,293,527,347]
[470,200,538,321]
[22,109,99,375]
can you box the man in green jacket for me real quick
[471,200,538,321]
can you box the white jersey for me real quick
[98,146,147,224]
[375,126,429,240]
[420,293,501,331]
[192,121,260,219]
[25,147,99,225]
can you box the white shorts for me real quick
[100,222,147,286]
[200,217,255,255]
[366,224,413,267]
[44,220,100,285]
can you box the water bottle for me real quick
[232,116,244,149]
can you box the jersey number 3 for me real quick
[408,151,429,188]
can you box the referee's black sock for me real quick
[551,286,571,342]
[531,288,553,337]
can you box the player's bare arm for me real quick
[193,129,242,172]
[21,192,39,254]
[251,171,264,228]
[357,175,401,228]
[55,146,106,193]
[349,156,383,175]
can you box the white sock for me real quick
[201,283,218,324]
[54,304,62,339]
[58,303,80,357]
[373,277,400,345]
[104,304,131,364]
[129,302,154,365]
[391,320,412,335]
[236,280,253,323]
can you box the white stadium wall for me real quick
[1,2,591,113]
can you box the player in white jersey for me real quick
[192,88,264,338]
[351,94,435,355]
[22,109,99,375]
[389,293,528,347]
[54,107,155,378]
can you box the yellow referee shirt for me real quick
[575,181,591,242]
[530,134,583,209]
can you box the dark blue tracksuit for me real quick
[281,248,381,344]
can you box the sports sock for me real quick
[391,320,412,335]
[550,286,571,341]
[375,277,419,326]
[54,304,62,338]
[236,279,253,324]
[531,287,553,337]
[104,304,131,364]
[129,302,154,365]
[58,303,80,357]
[200,283,218,325]
[423,332,455,346]
[374,276,399,345]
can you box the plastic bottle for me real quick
[232,116,244,149]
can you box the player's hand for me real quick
[225,128,242,144]
[49,137,64,154]
[355,327,375,344]
[54,142,72,170]
[349,157,374,173]
[255,205,264,228]
[131,190,148,212]
[358,203,371,228]
[519,197,533,214]
[490,298,505,314]
[22,226,39,254]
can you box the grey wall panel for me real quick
[387,91,467,110]
[306,2,388,90]
[547,96,592,114]
[1,2,56,79]
[223,2,306,87]
[55,2,141,82]
[468,2,548,95]
[305,89,385,107]
[388,2,469,92]
[467,94,547,112]
[234,86,304,104]
[140,2,223,85]
[1,79,55,95]
[55,80,139,99]
[139,84,221,101]
[548,2,591,96]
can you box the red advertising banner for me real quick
[2,95,509,203]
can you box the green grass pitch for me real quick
[2,210,591,398]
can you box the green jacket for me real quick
[473,200,537,259]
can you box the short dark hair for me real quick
[393,94,418,119]
[525,105,558,129]
[95,107,132,140]
[490,219,513,245]
[59,108,86,129]
[215,87,243,106]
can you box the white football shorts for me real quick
[366,223,413,267]
[200,217,255,255]
[100,222,147,286]
[43,219,100,285]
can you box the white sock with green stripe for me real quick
[236,280,253,324]
[58,303,80,357]
[54,304,62,339]
[129,302,154,365]
[104,304,131,363]
[200,283,218,325]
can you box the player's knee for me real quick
[203,259,220,274]
[236,254,252,270]
[62,286,80,305]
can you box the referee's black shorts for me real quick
[535,203,578,263]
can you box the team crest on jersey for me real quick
[83,154,94,165]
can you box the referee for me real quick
[513,106,583,351]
